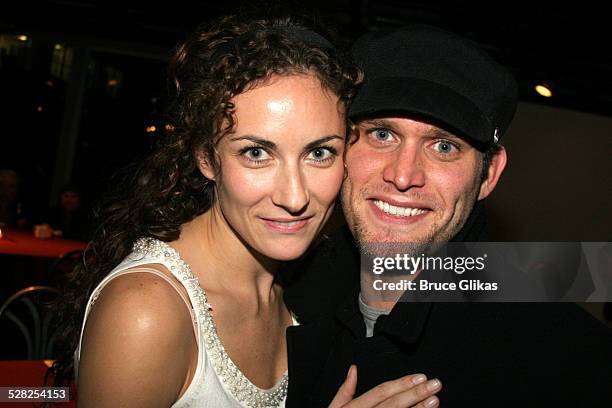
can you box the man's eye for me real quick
[243,147,271,161]
[432,140,458,154]
[371,129,394,142]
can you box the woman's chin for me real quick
[255,243,310,262]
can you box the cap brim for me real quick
[348,77,495,145]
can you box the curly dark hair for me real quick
[50,14,361,384]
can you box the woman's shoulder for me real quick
[78,267,195,407]
[87,265,192,339]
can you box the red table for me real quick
[0,360,77,407]
[0,228,87,258]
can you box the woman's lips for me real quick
[260,217,311,233]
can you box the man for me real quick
[284,25,612,406]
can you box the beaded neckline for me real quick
[132,237,289,408]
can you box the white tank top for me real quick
[75,237,290,407]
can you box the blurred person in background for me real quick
[0,169,27,228]
[41,184,91,241]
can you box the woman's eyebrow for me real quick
[229,135,277,150]
[229,135,343,151]
[303,135,343,151]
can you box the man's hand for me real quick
[330,365,441,408]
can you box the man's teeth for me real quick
[374,200,426,217]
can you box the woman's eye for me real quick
[243,147,270,161]
[371,129,394,142]
[432,140,458,154]
[307,148,334,161]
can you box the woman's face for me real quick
[200,74,346,261]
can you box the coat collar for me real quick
[334,283,434,345]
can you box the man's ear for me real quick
[196,150,216,181]
[477,145,507,200]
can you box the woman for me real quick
[54,15,440,408]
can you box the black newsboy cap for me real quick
[349,24,518,146]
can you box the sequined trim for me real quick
[133,237,288,407]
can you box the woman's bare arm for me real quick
[77,272,195,408]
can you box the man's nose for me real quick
[271,165,310,214]
[382,143,426,191]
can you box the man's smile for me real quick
[367,198,432,225]
[372,199,429,217]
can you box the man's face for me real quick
[341,117,504,256]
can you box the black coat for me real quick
[283,224,612,407]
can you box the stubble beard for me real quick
[341,184,475,260]
[342,184,433,259]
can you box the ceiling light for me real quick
[17,35,28,42]
[535,84,552,98]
